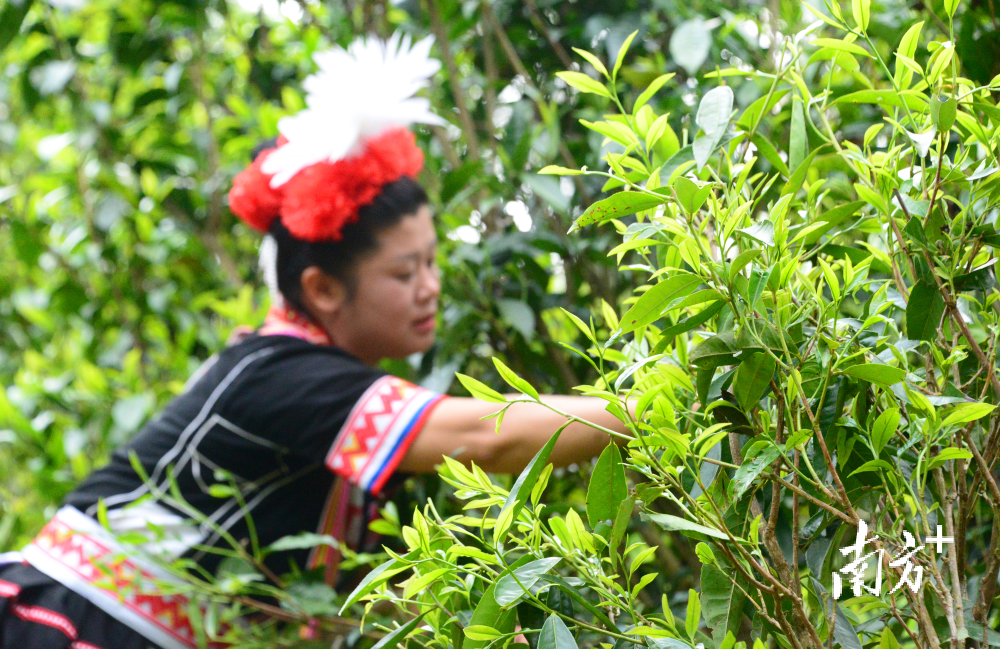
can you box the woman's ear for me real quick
[299,266,348,318]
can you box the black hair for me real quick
[269,176,429,310]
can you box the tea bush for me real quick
[341,4,1000,649]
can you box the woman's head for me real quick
[232,32,446,364]
[266,174,440,364]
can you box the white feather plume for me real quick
[262,32,444,187]
[259,234,283,307]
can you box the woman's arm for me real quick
[397,396,629,474]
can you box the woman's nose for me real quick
[419,264,441,302]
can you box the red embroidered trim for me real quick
[72,642,107,649]
[325,376,445,494]
[258,304,332,346]
[29,516,198,645]
[0,578,21,598]
[12,602,79,640]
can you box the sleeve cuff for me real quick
[325,376,445,495]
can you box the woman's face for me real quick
[328,205,440,363]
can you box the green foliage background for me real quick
[0,0,774,550]
[2,0,1000,646]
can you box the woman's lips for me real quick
[413,315,436,333]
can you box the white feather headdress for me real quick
[261,32,444,188]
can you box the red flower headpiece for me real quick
[227,33,441,243]
[228,128,424,242]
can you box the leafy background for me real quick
[1,0,999,642]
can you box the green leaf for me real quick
[673,176,713,214]
[811,577,863,649]
[465,557,534,649]
[904,215,930,245]
[840,363,906,387]
[641,512,731,541]
[543,574,616,631]
[728,249,762,281]
[670,18,712,75]
[926,447,973,472]
[906,280,945,341]
[944,0,960,17]
[693,86,735,169]
[0,0,34,53]
[738,221,775,247]
[634,73,676,113]
[494,558,562,606]
[812,37,872,58]
[789,96,807,173]
[942,403,996,427]
[819,258,840,303]
[464,626,504,641]
[933,95,958,131]
[572,47,609,78]
[538,614,579,649]
[781,149,819,198]
[695,542,716,566]
[966,620,1000,647]
[266,532,339,553]
[339,558,408,613]
[792,201,866,245]
[689,332,740,368]
[895,22,925,86]
[556,71,611,98]
[609,495,635,570]
[496,429,564,542]
[587,443,627,526]
[492,357,539,399]
[734,352,775,411]
[954,259,997,292]
[448,546,499,563]
[403,567,452,599]
[620,273,702,333]
[851,0,870,30]
[701,560,747,641]
[655,301,724,351]
[685,589,701,640]
[871,408,900,454]
[609,238,661,258]
[849,459,895,476]
[645,114,672,151]
[747,266,773,311]
[731,445,781,499]
[750,134,790,177]
[538,165,585,176]
[836,89,927,111]
[613,30,639,80]
[457,373,508,403]
[574,191,668,229]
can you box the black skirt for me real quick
[0,560,156,649]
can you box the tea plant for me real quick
[342,3,1000,649]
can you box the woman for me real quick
[0,34,626,649]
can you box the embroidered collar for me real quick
[258,304,333,346]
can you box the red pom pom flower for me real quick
[227,33,441,243]
[228,148,283,233]
[279,129,424,242]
